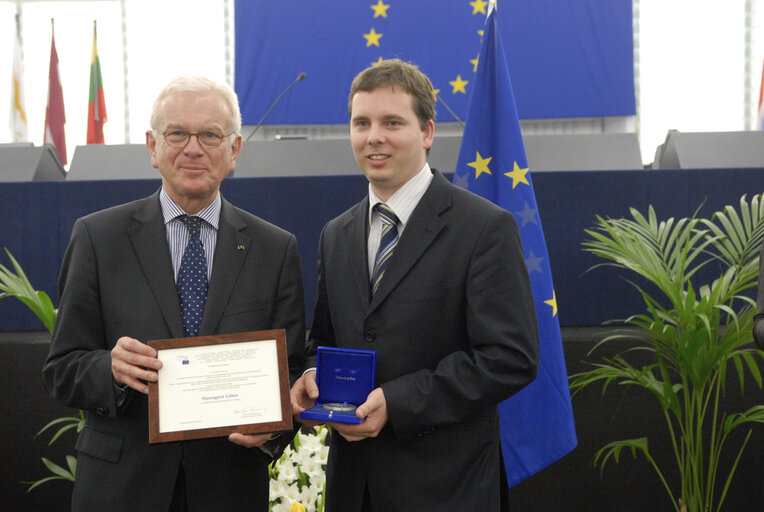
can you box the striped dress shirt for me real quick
[367,163,433,278]
[159,189,220,282]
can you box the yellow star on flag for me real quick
[449,75,468,94]
[371,56,384,66]
[478,30,484,37]
[544,291,558,317]
[470,54,479,72]
[371,0,390,18]
[505,161,530,189]
[432,88,441,100]
[470,0,488,15]
[467,151,492,179]
[364,28,383,47]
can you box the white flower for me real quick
[277,461,299,483]
[270,427,330,511]
[316,444,330,461]
[269,500,292,512]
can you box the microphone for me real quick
[436,94,465,129]
[246,73,307,141]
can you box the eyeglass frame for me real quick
[152,127,236,149]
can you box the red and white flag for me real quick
[44,19,67,164]
[757,59,764,130]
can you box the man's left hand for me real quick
[330,387,388,442]
[228,432,274,448]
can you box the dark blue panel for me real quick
[234,0,635,125]
[3,167,763,331]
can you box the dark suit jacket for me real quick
[307,170,539,511]
[43,191,305,512]
[753,242,764,350]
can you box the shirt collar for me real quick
[368,163,433,227]
[160,188,221,230]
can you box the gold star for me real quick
[467,151,492,179]
[449,75,468,94]
[363,28,383,47]
[371,0,390,18]
[371,56,385,66]
[478,30,484,37]
[470,0,488,15]
[505,161,530,189]
[470,54,479,72]
[544,291,558,317]
[432,88,441,100]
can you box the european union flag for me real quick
[453,6,577,486]
[234,0,634,126]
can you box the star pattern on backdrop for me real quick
[505,161,530,189]
[515,201,539,227]
[450,74,468,94]
[453,171,470,189]
[469,0,488,15]
[364,28,383,47]
[470,54,479,72]
[467,151,492,179]
[525,250,544,274]
[371,0,390,18]
[544,291,558,317]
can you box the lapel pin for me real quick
[237,245,246,251]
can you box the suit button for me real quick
[364,330,376,343]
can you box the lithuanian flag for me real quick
[87,20,107,144]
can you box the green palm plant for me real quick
[570,194,764,512]
[0,249,56,333]
[0,248,83,490]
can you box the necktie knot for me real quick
[178,214,203,239]
[374,203,400,227]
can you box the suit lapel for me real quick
[128,192,186,338]
[200,198,249,335]
[345,199,372,311]
[369,171,451,311]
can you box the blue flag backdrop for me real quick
[453,7,577,486]
[234,0,634,125]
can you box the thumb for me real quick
[306,373,319,399]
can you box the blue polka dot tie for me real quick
[177,215,208,337]
[371,203,400,295]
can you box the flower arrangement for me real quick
[269,425,330,512]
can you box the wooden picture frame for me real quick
[147,330,292,444]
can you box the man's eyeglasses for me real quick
[156,129,233,148]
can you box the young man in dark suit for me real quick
[43,75,305,511]
[290,59,539,510]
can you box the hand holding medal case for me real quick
[300,346,376,424]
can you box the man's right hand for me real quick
[290,370,320,422]
[110,336,162,394]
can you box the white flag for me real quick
[10,19,29,142]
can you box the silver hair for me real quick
[150,75,242,135]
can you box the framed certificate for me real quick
[147,330,292,444]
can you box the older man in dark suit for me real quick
[43,75,305,511]
[290,59,539,511]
